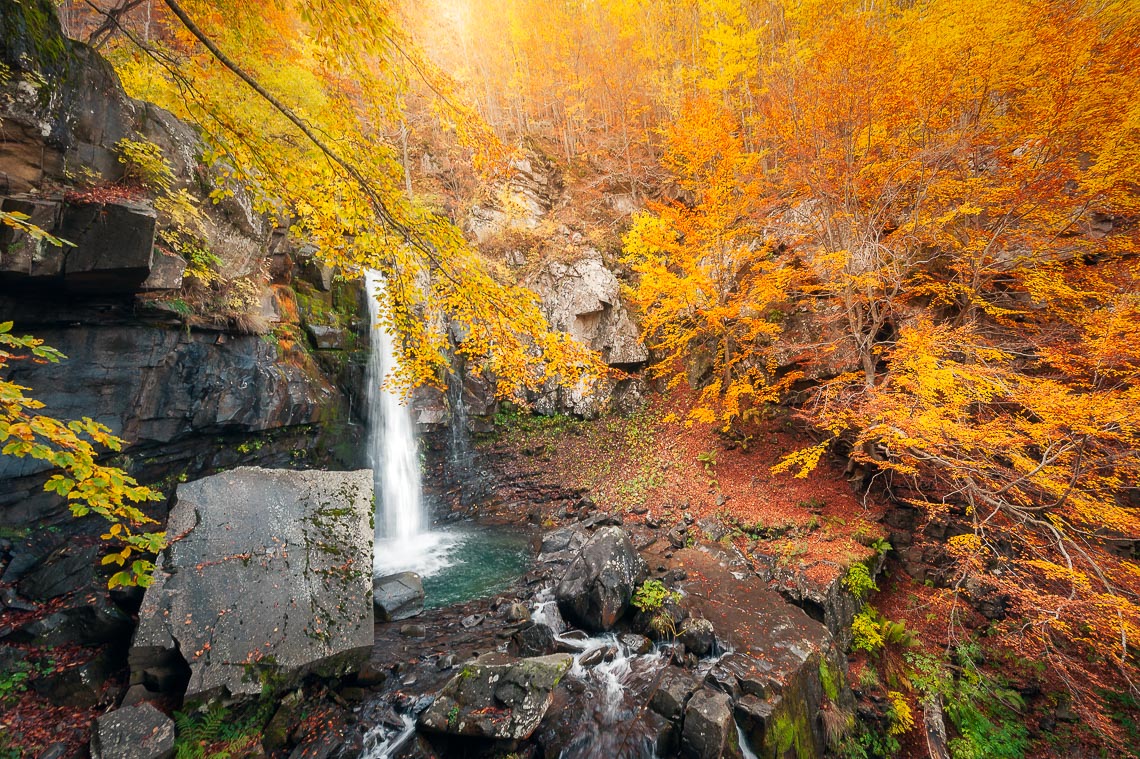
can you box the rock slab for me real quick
[555,526,648,632]
[131,468,374,701]
[90,703,175,759]
[373,571,424,622]
[419,654,573,741]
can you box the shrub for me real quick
[115,137,175,193]
[844,562,879,600]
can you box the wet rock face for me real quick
[0,324,339,483]
[681,688,734,759]
[374,572,425,622]
[555,526,649,632]
[90,703,175,759]
[418,654,573,741]
[131,468,374,702]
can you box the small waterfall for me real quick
[365,271,424,542]
[446,367,474,481]
[530,589,672,758]
[736,722,761,759]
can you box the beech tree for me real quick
[98,0,601,397]
[623,100,797,429]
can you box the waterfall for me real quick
[446,364,475,484]
[365,271,424,542]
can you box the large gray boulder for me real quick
[90,703,175,759]
[419,654,573,740]
[131,468,374,701]
[373,571,424,622]
[555,526,648,632]
[58,199,157,292]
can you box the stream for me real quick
[360,270,765,759]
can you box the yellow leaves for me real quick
[1021,559,1092,591]
[948,533,983,556]
[1,328,166,588]
[886,691,915,736]
[771,439,831,479]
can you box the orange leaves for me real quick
[623,102,796,429]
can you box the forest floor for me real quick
[476,389,1138,759]
[479,387,886,579]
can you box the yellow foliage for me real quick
[887,691,915,736]
[0,324,165,587]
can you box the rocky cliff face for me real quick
[0,1,366,536]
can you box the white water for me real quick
[532,589,674,758]
[360,713,416,759]
[365,271,433,576]
[737,723,761,759]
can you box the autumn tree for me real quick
[90,0,600,398]
[755,0,1140,734]
[0,324,165,588]
[623,100,798,429]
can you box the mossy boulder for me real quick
[419,654,573,741]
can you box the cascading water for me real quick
[365,270,424,543]
[367,271,462,578]
[366,272,529,587]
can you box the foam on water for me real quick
[373,529,467,579]
[359,713,415,759]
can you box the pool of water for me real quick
[373,524,535,609]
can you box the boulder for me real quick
[17,543,102,601]
[57,200,157,293]
[555,526,648,632]
[0,196,63,277]
[4,593,132,647]
[663,544,855,758]
[541,526,588,555]
[373,572,424,622]
[650,669,699,722]
[131,468,374,701]
[33,650,114,708]
[503,602,531,623]
[620,632,653,655]
[418,654,573,741]
[305,324,352,350]
[752,547,887,650]
[681,688,734,759]
[139,249,186,291]
[90,703,175,759]
[678,616,717,657]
